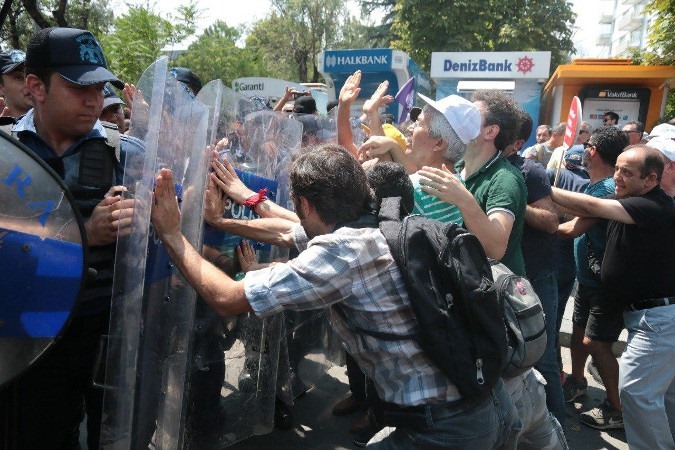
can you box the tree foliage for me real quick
[173,21,274,87]
[99,3,198,85]
[359,0,576,71]
[634,0,675,120]
[358,0,396,48]
[246,0,369,83]
[0,0,113,50]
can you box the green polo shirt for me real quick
[457,155,527,276]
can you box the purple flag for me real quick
[394,77,416,123]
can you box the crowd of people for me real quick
[1,26,674,450]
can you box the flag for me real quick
[394,77,416,123]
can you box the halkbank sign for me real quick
[431,52,551,79]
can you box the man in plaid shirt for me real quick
[151,144,518,449]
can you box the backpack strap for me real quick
[378,196,403,263]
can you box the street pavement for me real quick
[233,346,629,450]
[81,295,630,449]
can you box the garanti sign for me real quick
[430,52,551,79]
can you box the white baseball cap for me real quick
[648,136,675,161]
[417,93,481,144]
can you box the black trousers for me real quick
[0,311,109,450]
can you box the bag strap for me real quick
[378,196,403,263]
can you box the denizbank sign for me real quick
[430,52,551,79]
[323,49,392,72]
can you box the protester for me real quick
[152,144,519,449]
[547,121,592,171]
[523,122,565,166]
[418,89,527,276]
[502,109,565,425]
[535,124,551,144]
[554,126,628,430]
[547,146,590,383]
[550,145,675,449]
[622,121,644,146]
[603,111,620,127]
[0,27,134,449]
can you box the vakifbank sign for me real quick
[430,52,551,79]
[323,49,393,72]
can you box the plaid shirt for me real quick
[244,224,461,406]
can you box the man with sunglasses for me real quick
[553,127,628,430]
[622,121,645,146]
[0,49,32,122]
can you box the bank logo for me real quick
[516,56,534,74]
[326,55,337,68]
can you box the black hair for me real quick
[471,90,521,152]
[365,162,414,215]
[517,109,533,142]
[589,126,629,167]
[604,111,619,123]
[290,144,374,225]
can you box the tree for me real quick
[246,0,368,83]
[358,0,396,48]
[173,21,274,87]
[387,0,576,71]
[633,0,675,121]
[0,0,113,50]
[99,3,198,85]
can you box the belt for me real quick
[381,394,489,428]
[628,297,675,311]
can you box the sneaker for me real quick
[563,375,588,403]
[579,400,624,430]
[586,358,604,386]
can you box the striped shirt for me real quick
[410,173,463,224]
[244,224,461,406]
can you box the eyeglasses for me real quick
[623,130,641,135]
[579,129,590,134]
[582,142,595,149]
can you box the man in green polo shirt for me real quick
[418,89,527,276]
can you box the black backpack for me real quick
[337,197,507,401]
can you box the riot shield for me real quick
[100,57,211,449]
[0,131,87,387]
[183,103,302,448]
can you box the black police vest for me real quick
[20,123,122,311]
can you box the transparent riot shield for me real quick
[182,102,301,448]
[0,131,87,387]
[100,56,211,449]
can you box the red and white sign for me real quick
[564,96,582,148]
